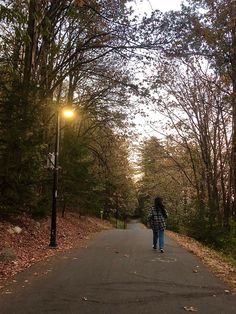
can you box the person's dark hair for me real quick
[154,197,164,211]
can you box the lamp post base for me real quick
[49,241,58,248]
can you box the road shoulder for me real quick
[166,230,236,294]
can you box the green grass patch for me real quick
[110,217,127,229]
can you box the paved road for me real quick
[0,221,235,314]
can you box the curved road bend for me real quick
[0,221,235,314]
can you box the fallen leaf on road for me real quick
[124,254,129,258]
[82,297,88,301]
[73,257,78,260]
[192,269,198,273]
[184,306,198,312]
[224,290,230,294]
[115,251,119,254]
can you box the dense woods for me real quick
[0,0,140,219]
[0,0,235,258]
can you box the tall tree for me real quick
[0,0,140,214]
[155,0,236,217]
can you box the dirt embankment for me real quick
[0,213,111,285]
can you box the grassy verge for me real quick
[110,218,127,229]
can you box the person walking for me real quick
[148,197,168,253]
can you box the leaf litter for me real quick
[0,213,111,286]
[167,231,236,294]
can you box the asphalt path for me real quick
[0,221,235,314]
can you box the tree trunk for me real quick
[230,7,236,220]
[23,0,37,84]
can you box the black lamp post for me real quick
[49,107,74,248]
[49,109,60,248]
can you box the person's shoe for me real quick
[153,245,157,250]
[160,249,164,253]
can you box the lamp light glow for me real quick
[63,109,74,118]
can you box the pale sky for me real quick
[128,0,184,160]
[130,0,184,153]
[134,0,183,14]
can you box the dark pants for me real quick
[153,229,164,249]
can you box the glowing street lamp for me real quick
[63,109,74,118]
[49,107,74,248]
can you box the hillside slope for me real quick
[0,213,111,284]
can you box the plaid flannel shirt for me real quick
[148,207,167,231]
